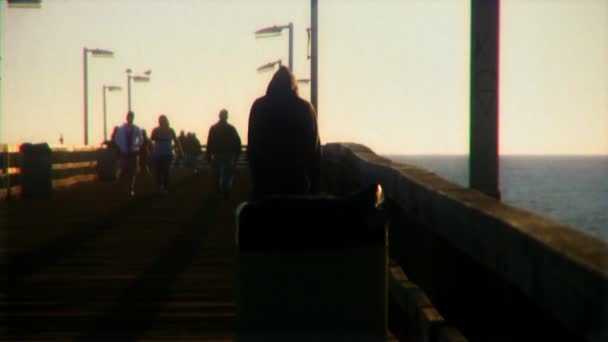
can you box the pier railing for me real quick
[322,142,608,341]
[0,143,99,198]
[0,143,247,199]
[6,140,604,340]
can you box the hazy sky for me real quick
[1,0,607,155]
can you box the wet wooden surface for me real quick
[2,167,250,341]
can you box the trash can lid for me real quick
[19,142,51,153]
[236,184,387,251]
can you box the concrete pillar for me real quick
[469,0,501,199]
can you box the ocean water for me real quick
[385,155,608,242]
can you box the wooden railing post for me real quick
[96,146,118,181]
[20,142,52,198]
[0,144,9,199]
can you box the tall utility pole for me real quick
[126,69,132,111]
[288,22,293,72]
[83,48,89,145]
[126,69,151,113]
[469,0,500,199]
[102,85,106,141]
[0,3,4,144]
[310,0,318,114]
[83,48,113,145]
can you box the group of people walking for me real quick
[112,66,321,199]
[112,111,184,197]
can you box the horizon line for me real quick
[383,153,608,157]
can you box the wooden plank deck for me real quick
[2,167,250,341]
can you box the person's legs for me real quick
[222,157,234,194]
[154,156,163,190]
[121,154,137,197]
[162,155,174,192]
[139,153,149,175]
[119,155,129,192]
[211,157,222,194]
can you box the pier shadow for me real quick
[5,195,156,281]
[4,174,197,282]
[76,195,219,341]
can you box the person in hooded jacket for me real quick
[247,66,321,198]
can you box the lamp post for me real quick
[255,22,293,71]
[311,0,318,113]
[126,69,151,112]
[102,85,122,142]
[83,47,114,145]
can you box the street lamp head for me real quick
[255,25,287,38]
[106,86,122,91]
[89,48,114,57]
[7,0,42,8]
[132,76,150,83]
[255,22,293,71]
[257,59,282,73]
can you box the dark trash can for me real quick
[19,143,52,198]
[96,145,118,181]
[236,184,388,341]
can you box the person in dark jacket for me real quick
[206,109,242,197]
[247,66,321,198]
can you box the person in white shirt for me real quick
[113,111,143,197]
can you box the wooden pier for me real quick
[6,142,598,341]
[3,168,246,341]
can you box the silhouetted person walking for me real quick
[140,129,151,175]
[151,114,183,194]
[206,109,242,197]
[114,111,143,197]
[248,66,321,198]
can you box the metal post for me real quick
[0,4,3,144]
[469,0,500,199]
[288,22,293,72]
[310,0,318,113]
[127,74,132,112]
[102,86,107,142]
[83,48,89,145]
